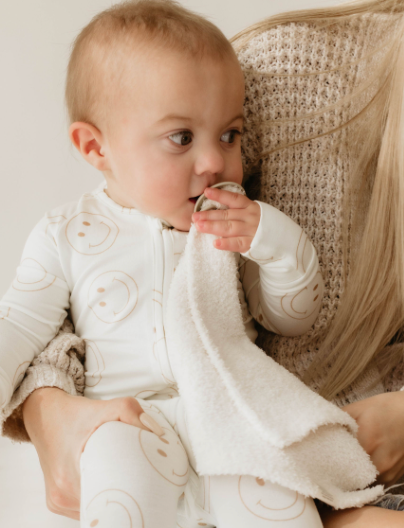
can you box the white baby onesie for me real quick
[0,180,323,408]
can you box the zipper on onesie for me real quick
[148,217,177,386]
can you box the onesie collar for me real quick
[92,180,173,229]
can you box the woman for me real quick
[4,0,404,525]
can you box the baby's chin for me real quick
[168,217,192,232]
[163,209,193,232]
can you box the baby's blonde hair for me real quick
[65,0,236,130]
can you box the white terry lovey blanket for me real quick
[165,184,384,510]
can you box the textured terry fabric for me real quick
[165,197,383,509]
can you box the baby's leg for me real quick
[209,474,323,528]
[79,415,190,528]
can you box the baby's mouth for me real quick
[189,195,202,204]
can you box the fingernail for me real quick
[139,413,164,436]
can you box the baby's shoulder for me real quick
[43,185,106,223]
[37,183,148,255]
[33,183,121,250]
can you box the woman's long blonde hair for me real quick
[231,0,404,400]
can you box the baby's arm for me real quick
[0,214,70,412]
[240,201,324,336]
[192,187,324,337]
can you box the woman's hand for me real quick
[22,387,162,520]
[191,187,261,253]
[343,391,404,485]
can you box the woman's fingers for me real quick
[42,395,164,519]
[101,396,164,437]
[343,392,404,487]
[22,388,166,521]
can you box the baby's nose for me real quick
[195,148,225,179]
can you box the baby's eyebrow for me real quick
[155,113,244,127]
[156,114,193,125]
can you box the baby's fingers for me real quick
[195,219,254,239]
[214,236,253,253]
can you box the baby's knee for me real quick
[81,419,191,491]
[86,420,137,449]
[81,420,141,467]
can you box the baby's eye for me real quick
[169,131,193,146]
[221,130,240,144]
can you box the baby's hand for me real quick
[191,187,260,253]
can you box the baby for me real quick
[0,1,325,526]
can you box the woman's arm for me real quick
[1,313,162,521]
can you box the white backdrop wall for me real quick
[0,1,343,527]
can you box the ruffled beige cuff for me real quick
[0,318,85,443]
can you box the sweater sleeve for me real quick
[0,214,71,411]
[240,201,324,337]
[0,317,85,443]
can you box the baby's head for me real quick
[66,0,245,231]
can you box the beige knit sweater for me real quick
[2,11,404,445]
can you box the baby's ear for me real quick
[68,122,109,171]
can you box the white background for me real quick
[0,1,342,526]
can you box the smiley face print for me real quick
[66,212,119,255]
[88,271,138,324]
[85,340,106,387]
[281,271,322,320]
[238,476,306,521]
[85,489,144,528]
[139,425,189,487]
[12,258,56,292]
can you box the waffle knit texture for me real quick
[238,12,404,405]
[0,318,85,442]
